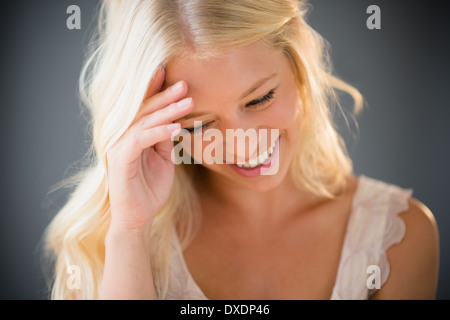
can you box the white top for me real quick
[165,175,413,300]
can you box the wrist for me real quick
[105,221,153,251]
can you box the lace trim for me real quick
[331,175,413,299]
[372,183,411,298]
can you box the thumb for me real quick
[153,134,178,164]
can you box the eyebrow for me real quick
[240,73,277,99]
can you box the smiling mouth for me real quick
[231,135,279,169]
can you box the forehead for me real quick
[164,42,287,107]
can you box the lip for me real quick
[227,136,280,178]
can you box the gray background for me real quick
[0,0,449,299]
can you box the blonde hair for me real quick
[44,0,363,299]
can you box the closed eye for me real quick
[185,120,214,134]
[245,88,277,109]
[184,88,277,133]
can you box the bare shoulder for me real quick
[372,198,440,299]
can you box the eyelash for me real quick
[185,121,214,134]
[184,88,277,133]
[245,88,276,109]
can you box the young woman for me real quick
[45,0,439,299]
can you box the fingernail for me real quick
[177,97,192,109]
[167,123,181,132]
[171,81,184,94]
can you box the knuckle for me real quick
[163,87,176,102]
[166,103,177,116]
[138,116,146,128]
[157,125,168,136]
[129,131,141,149]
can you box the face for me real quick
[164,41,303,192]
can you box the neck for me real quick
[194,166,321,228]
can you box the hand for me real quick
[105,68,193,234]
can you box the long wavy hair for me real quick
[44,0,363,299]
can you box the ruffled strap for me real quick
[330,175,413,299]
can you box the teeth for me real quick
[259,151,269,164]
[234,137,278,169]
[236,161,245,168]
[258,155,265,164]
[248,157,258,166]
[268,143,275,154]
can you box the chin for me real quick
[240,161,291,191]
[210,158,291,193]
[242,175,287,193]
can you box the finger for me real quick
[135,67,165,120]
[138,80,188,118]
[136,97,194,130]
[153,138,177,164]
[144,66,165,100]
[125,123,181,163]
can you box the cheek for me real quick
[267,90,302,131]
